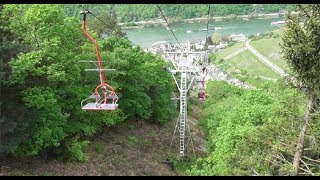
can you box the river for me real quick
[124,17,285,49]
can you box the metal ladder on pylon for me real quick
[179,72,187,157]
[164,50,207,159]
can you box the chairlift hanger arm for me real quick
[81,11,106,85]
[80,10,119,111]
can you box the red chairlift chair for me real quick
[198,67,209,101]
[80,11,118,111]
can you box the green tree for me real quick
[64,4,288,23]
[1,4,124,158]
[1,4,176,159]
[0,4,33,155]
[281,4,320,175]
[187,80,306,175]
[87,12,126,39]
[211,33,222,45]
[1,4,84,156]
[99,36,176,123]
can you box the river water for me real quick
[124,17,285,49]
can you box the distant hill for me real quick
[65,4,289,23]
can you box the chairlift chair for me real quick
[80,10,119,111]
[198,67,209,101]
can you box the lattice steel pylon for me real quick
[163,49,207,159]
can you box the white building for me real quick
[229,33,246,42]
[195,43,204,50]
[208,45,215,50]
[216,42,227,49]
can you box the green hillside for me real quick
[64,4,289,23]
[250,29,289,73]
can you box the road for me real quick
[246,39,287,77]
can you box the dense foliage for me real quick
[281,4,320,175]
[64,4,288,23]
[282,5,320,94]
[0,4,176,159]
[0,4,31,155]
[2,4,319,175]
[186,80,319,175]
[184,7,320,174]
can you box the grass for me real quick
[0,119,180,176]
[170,155,199,176]
[43,171,53,176]
[127,135,150,145]
[216,42,246,60]
[94,143,105,154]
[250,37,290,73]
[127,135,140,144]
[214,40,281,79]
[11,170,26,176]
[223,50,280,79]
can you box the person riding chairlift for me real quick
[198,89,206,101]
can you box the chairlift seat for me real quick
[82,103,118,111]
[107,95,118,100]
[89,94,100,99]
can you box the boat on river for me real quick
[271,20,287,25]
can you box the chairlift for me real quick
[198,67,209,101]
[80,10,118,111]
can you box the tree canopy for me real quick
[0,4,176,159]
[281,4,320,175]
[64,4,288,23]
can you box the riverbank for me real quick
[119,12,288,29]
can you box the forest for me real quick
[1,4,320,176]
[0,4,176,160]
[64,4,288,22]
